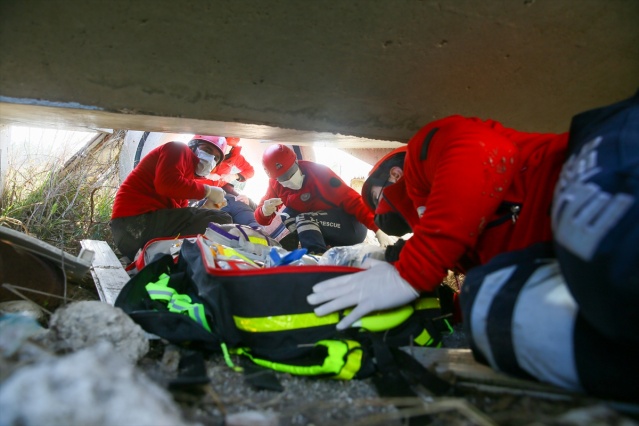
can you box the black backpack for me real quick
[115,235,455,382]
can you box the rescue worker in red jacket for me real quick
[205,137,255,194]
[110,135,232,260]
[309,92,639,402]
[308,115,568,327]
[255,144,393,254]
[195,136,260,228]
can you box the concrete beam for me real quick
[1,1,638,141]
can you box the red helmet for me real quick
[262,144,298,179]
[226,137,240,147]
[188,135,227,160]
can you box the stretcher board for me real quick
[80,239,130,305]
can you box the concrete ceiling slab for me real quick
[1,0,638,144]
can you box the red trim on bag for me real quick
[194,235,362,276]
[134,234,200,271]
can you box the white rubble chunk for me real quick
[48,301,149,362]
[0,300,46,323]
[226,410,280,426]
[0,342,189,426]
[0,312,47,357]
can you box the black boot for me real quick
[279,232,300,251]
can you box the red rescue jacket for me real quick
[385,116,569,292]
[255,160,378,231]
[201,146,255,187]
[111,142,209,219]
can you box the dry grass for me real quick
[1,130,125,255]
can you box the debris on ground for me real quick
[1,297,637,426]
[48,300,149,362]
[0,341,188,426]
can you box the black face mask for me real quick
[375,212,412,236]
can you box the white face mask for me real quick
[280,169,304,190]
[195,148,217,177]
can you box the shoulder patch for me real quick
[329,177,342,188]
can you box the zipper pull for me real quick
[511,205,521,223]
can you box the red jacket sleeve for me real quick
[230,147,255,181]
[317,167,378,231]
[203,146,255,187]
[154,142,209,201]
[395,118,520,292]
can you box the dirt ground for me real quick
[134,331,637,426]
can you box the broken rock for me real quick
[0,300,46,323]
[48,300,149,363]
[0,342,188,426]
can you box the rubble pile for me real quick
[1,299,636,426]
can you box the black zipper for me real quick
[485,202,522,229]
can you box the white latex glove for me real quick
[202,185,227,209]
[261,198,283,216]
[221,173,239,183]
[307,259,419,330]
[208,173,222,181]
[375,229,393,248]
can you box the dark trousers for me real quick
[110,207,231,260]
[282,207,368,253]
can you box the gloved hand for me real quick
[202,185,227,209]
[220,173,239,183]
[375,229,394,248]
[262,198,283,216]
[208,173,222,181]
[307,259,419,330]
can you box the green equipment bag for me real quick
[115,234,454,380]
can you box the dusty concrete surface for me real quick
[1,1,638,144]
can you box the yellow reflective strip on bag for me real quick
[143,273,212,333]
[321,340,362,380]
[145,285,175,302]
[222,343,244,372]
[167,293,193,313]
[233,297,441,334]
[414,297,440,311]
[443,318,454,335]
[247,236,268,246]
[212,243,259,267]
[186,304,212,332]
[145,274,174,301]
[351,305,414,331]
[233,311,340,332]
[235,340,362,379]
[236,350,335,376]
[414,329,434,347]
[154,273,171,287]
